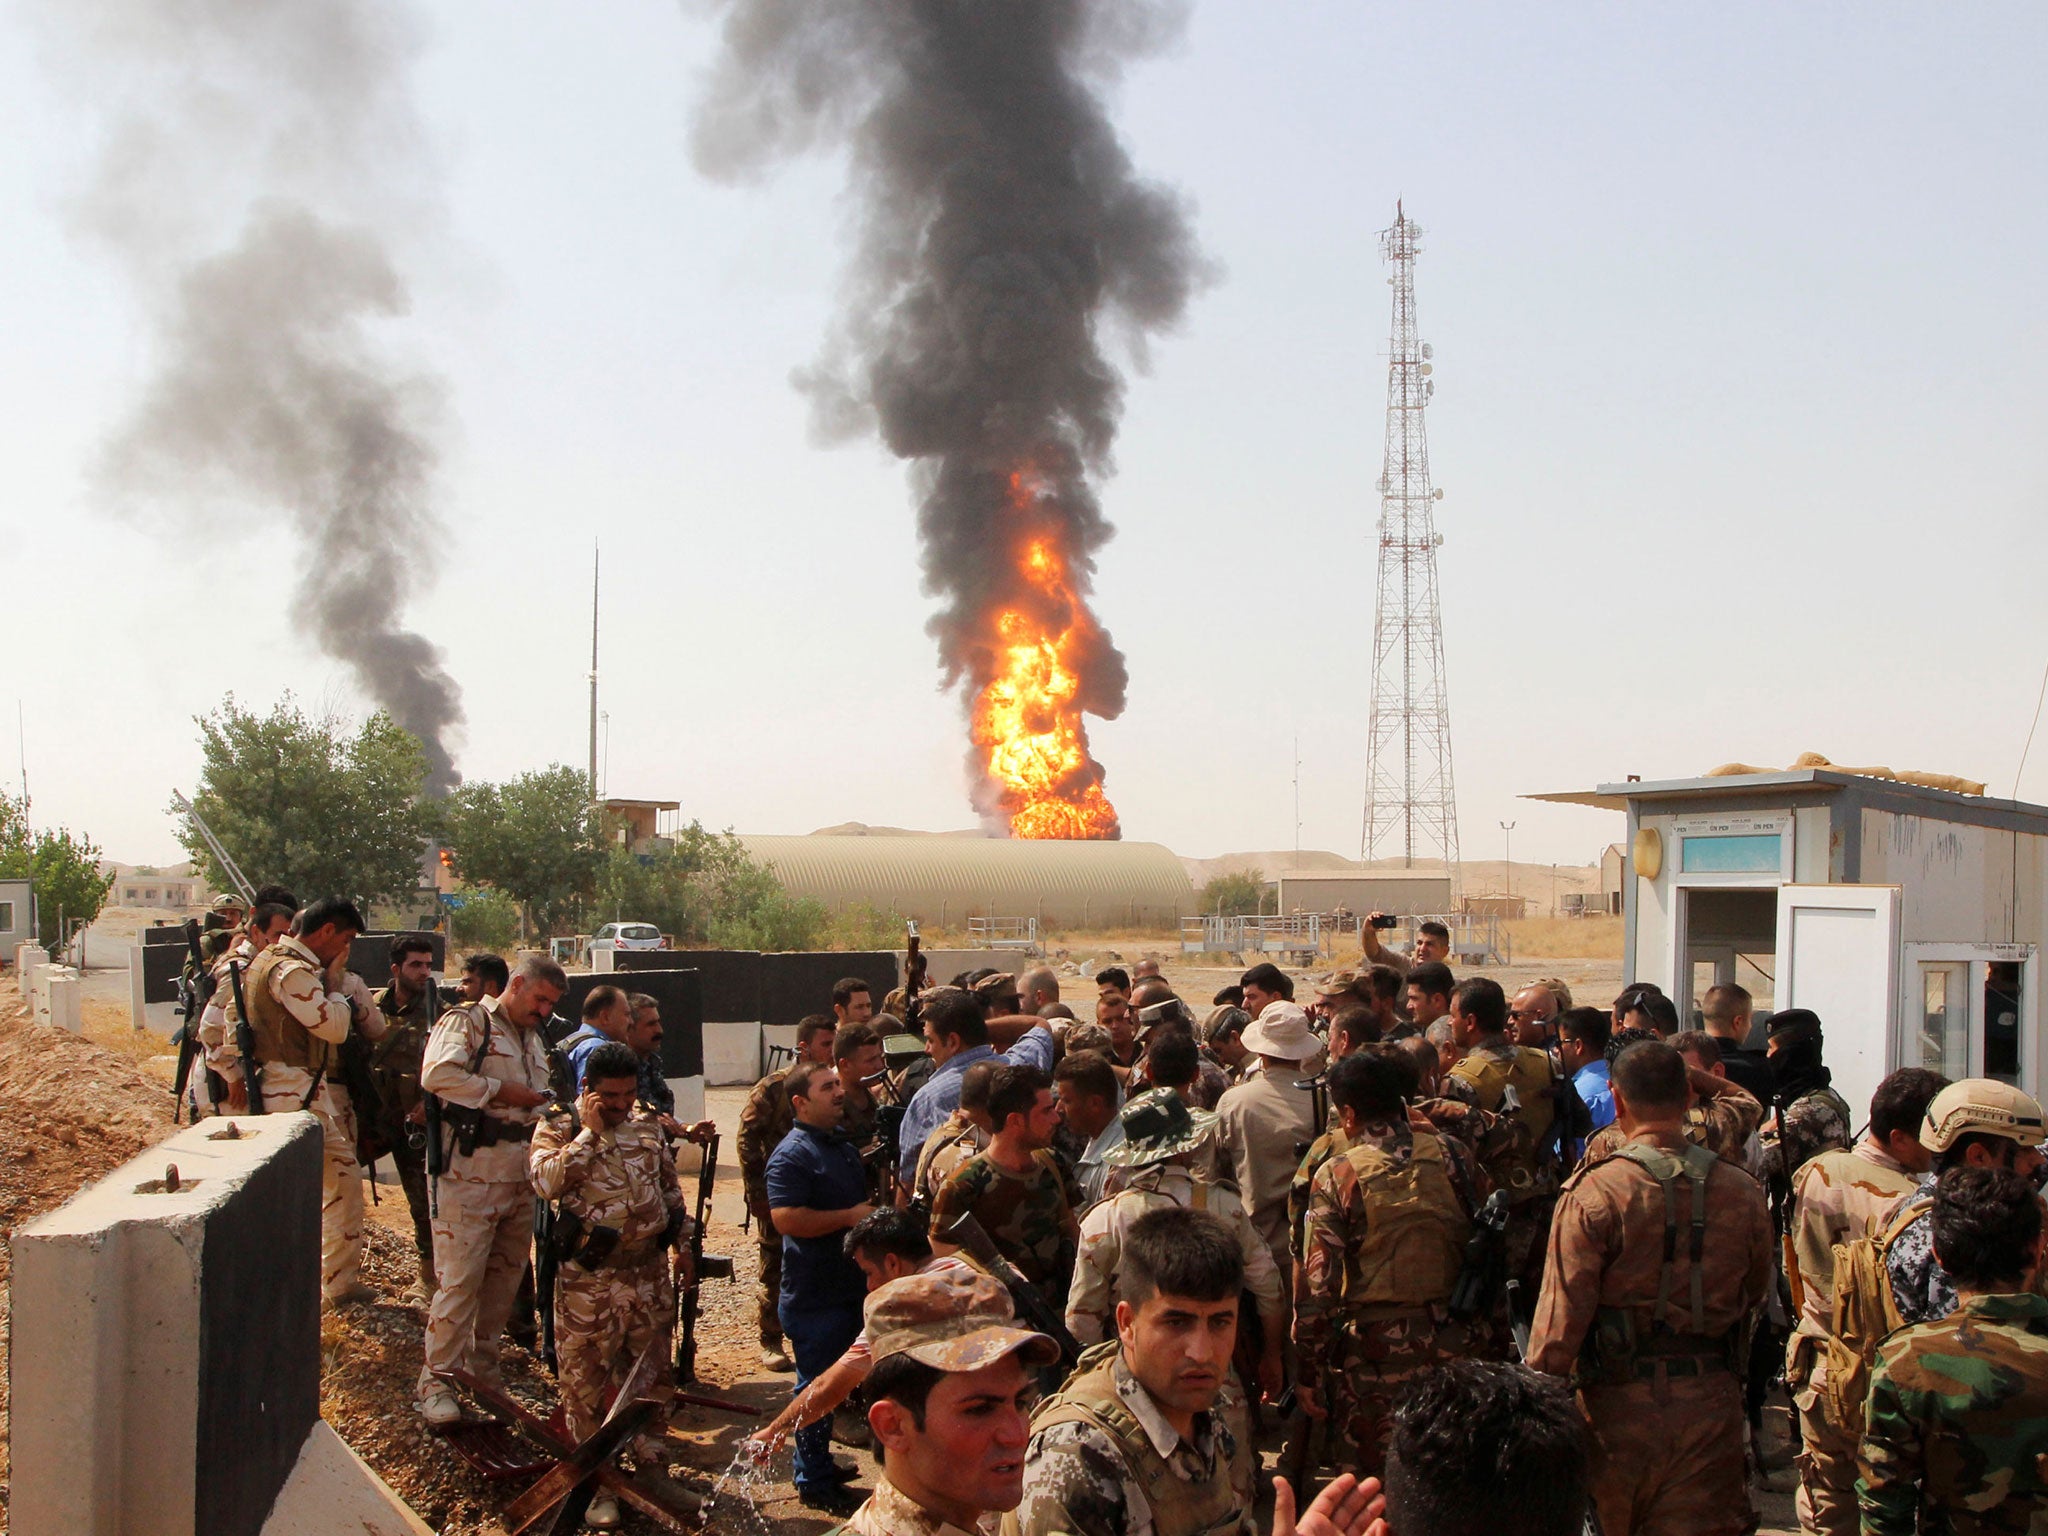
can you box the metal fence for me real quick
[966,916,1042,953]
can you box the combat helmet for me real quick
[1920,1078,2047,1153]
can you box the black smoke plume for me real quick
[692,0,1204,826]
[48,0,464,792]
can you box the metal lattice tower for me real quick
[1360,202,1460,881]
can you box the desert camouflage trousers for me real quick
[556,1251,676,1449]
[1310,1310,1486,1476]
[1789,1350,1858,1536]
[417,1174,535,1400]
[756,1230,784,1347]
[257,1069,363,1300]
[1581,1373,1752,1536]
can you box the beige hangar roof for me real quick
[735,834,1196,928]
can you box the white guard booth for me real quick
[1529,767,2048,1129]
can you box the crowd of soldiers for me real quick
[175,891,711,1532]
[174,892,2048,1535]
[733,926,2048,1536]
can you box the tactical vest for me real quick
[242,945,338,1075]
[1020,1343,1249,1536]
[1336,1133,1469,1310]
[1576,1140,1734,1388]
[1450,1044,1557,1197]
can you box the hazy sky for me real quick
[4,2,2044,871]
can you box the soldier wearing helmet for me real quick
[1883,1078,2047,1326]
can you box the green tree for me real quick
[585,823,827,950]
[0,796,115,949]
[1200,869,1267,917]
[179,696,439,906]
[443,766,601,937]
[447,886,521,953]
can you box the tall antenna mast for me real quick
[1360,201,1460,887]
[588,544,600,801]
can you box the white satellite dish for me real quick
[1433,488,1444,500]
[1420,363,1433,375]
[1421,343,1433,359]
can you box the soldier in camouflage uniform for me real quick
[827,1267,1058,1536]
[1783,1068,1944,1536]
[1066,1088,1284,1399]
[530,1040,690,1531]
[188,899,294,1116]
[1859,1165,2048,1536]
[369,933,442,1299]
[1443,978,1565,1302]
[1528,1040,1774,1536]
[1884,1079,2048,1327]
[1757,1011,1854,1186]
[1583,1050,1764,1169]
[912,1061,995,1206]
[240,897,388,1306]
[1296,1050,1486,1477]
[417,953,564,1425]
[1013,1207,1257,1536]
[739,1014,837,1370]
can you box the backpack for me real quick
[1339,1134,1469,1307]
[1819,1193,1928,1427]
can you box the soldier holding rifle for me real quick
[239,896,387,1307]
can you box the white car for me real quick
[591,921,665,952]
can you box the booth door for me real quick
[1898,943,2039,1099]
[1775,884,1901,1137]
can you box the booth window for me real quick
[1679,833,1783,874]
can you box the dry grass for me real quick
[1502,914,1624,961]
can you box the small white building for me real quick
[1531,767,2048,1128]
[0,878,34,954]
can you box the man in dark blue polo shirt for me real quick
[764,1058,873,1515]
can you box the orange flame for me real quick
[968,471,1121,839]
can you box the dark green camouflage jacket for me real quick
[1858,1291,2048,1536]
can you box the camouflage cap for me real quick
[864,1268,1060,1371]
[973,972,1019,1001]
[1103,1086,1217,1167]
[210,893,246,912]
[1921,1078,2047,1152]
[1315,970,1362,999]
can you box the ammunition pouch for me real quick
[547,1206,587,1264]
[572,1224,623,1271]
[444,1107,536,1158]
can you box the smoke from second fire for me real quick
[694,0,1204,839]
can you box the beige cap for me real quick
[864,1268,1060,1372]
[1921,1078,2047,1153]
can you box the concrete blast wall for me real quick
[9,1113,430,1536]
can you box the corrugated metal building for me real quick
[737,835,1196,929]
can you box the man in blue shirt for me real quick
[1559,1007,1617,1142]
[896,986,1056,1188]
[554,984,633,1096]
[765,1059,873,1515]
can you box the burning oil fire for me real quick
[968,470,1122,841]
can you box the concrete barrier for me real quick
[9,1112,431,1536]
[47,970,81,1032]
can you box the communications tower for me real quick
[1360,202,1460,881]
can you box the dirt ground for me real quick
[0,946,1797,1535]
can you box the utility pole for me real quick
[587,545,600,802]
[1500,821,1516,900]
[1360,201,1459,892]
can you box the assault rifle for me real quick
[172,919,218,1122]
[676,1129,734,1383]
[940,1212,1082,1372]
[535,1035,579,1372]
[1448,1188,1511,1325]
[226,960,264,1114]
[903,920,928,1034]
